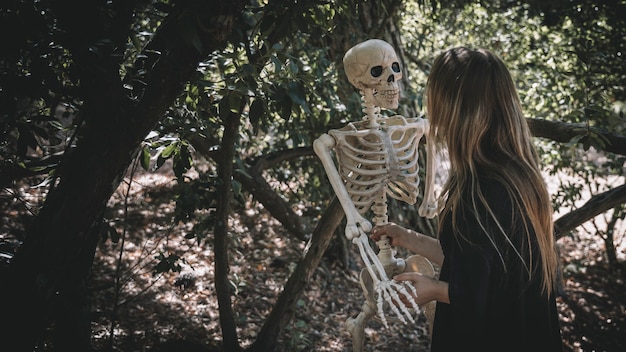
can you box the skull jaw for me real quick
[373,88,400,110]
[362,86,400,111]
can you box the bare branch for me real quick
[555,183,626,240]
[527,118,626,156]
[234,166,309,241]
[187,135,310,241]
[250,146,314,171]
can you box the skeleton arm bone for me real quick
[313,134,372,239]
[418,118,438,218]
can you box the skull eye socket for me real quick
[371,66,383,77]
[392,62,400,73]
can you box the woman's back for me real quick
[432,177,562,351]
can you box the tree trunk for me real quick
[0,2,244,350]
[214,96,245,352]
[247,197,344,352]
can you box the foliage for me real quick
[401,0,625,261]
[150,0,346,238]
[1,0,625,350]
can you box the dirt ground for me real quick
[2,168,625,352]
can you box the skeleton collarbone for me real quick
[329,115,425,214]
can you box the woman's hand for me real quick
[393,272,450,306]
[370,222,411,249]
[372,223,445,266]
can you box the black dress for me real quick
[431,178,563,351]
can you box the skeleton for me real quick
[313,39,438,350]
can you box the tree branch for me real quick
[527,118,626,156]
[250,146,314,171]
[555,183,626,240]
[214,107,243,351]
[235,168,309,241]
[187,135,311,241]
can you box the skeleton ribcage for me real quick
[330,120,422,215]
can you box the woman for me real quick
[371,47,563,351]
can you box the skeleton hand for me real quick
[352,230,421,328]
[375,278,421,328]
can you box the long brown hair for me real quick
[426,47,557,295]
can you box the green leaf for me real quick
[141,146,151,171]
[271,55,282,73]
[231,179,243,199]
[249,98,266,132]
[161,142,178,159]
[588,131,609,150]
[286,82,310,113]
[155,155,167,170]
[281,99,293,120]
[173,144,192,179]
[565,134,584,148]
[288,60,299,74]
[234,159,252,179]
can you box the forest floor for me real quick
[2,165,625,352]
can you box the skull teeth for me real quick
[372,89,399,99]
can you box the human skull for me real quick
[343,39,402,110]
